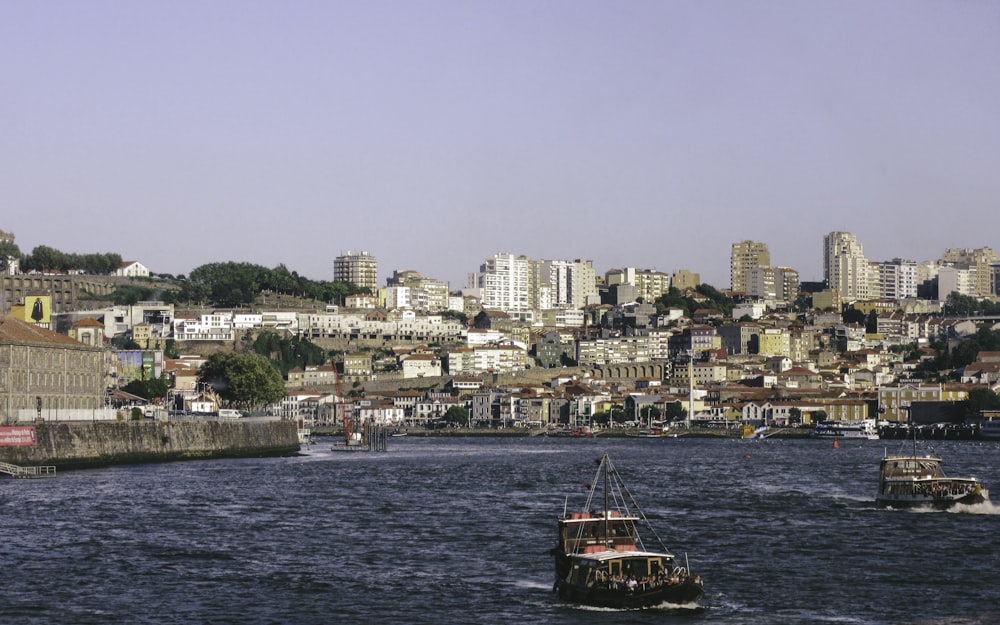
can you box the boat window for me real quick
[569,560,598,587]
[623,558,649,578]
[649,558,662,576]
[609,560,621,577]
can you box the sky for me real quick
[2,1,998,290]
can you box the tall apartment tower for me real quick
[745,266,799,302]
[539,259,598,310]
[824,232,871,300]
[878,259,918,301]
[333,250,378,291]
[469,254,598,320]
[470,253,532,315]
[731,240,770,293]
[604,267,671,303]
[941,247,998,297]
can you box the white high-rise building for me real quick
[938,265,975,302]
[878,259,918,301]
[468,254,597,320]
[333,251,378,291]
[470,253,532,314]
[941,248,998,297]
[824,232,870,300]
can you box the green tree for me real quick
[121,377,170,402]
[112,284,155,305]
[952,327,1000,369]
[653,283,734,318]
[21,246,122,273]
[953,292,1000,315]
[964,388,1000,419]
[197,352,286,412]
[662,402,687,423]
[441,310,468,325]
[252,331,325,379]
[0,239,21,272]
[591,410,610,427]
[842,307,866,325]
[442,406,469,427]
[865,310,879,334]
[187,261,369,307]
[638,405,661,424]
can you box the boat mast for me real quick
[905,404,916,457]
[603,453,610,550]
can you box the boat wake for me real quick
[563,601,703,613]
[885,500,1000,515]
[512,579,552,591]
[946,500,1000,515]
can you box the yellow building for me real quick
[877,384,969,422]
[758,328,791,357]
[671,269,701,291]
[7,295,52,329]
[812,290,840,311]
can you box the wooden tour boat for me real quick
[551,453,704,609]
[876,419,988,509]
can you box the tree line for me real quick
[3,243,124,274]
[101,261,369,308]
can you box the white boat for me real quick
[876,453,988,509]
[810,419,879,440]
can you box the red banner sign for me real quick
[0,426,38,447]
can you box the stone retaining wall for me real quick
[0,420,300,471]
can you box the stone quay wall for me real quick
[0,420,300,471]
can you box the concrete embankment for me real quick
[0,420,300,471]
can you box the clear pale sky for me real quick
[3,1,998,289]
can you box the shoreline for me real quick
[312,426,816,440]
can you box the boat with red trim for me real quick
[551,453,704,608]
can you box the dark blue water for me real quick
[3,436,999,625]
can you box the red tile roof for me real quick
[0,317,94,348]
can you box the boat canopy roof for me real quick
[571,549,674,563]
[559,513,641,524]
[880,455,944,478]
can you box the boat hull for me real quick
[554,575,703,609]
[876,487,989,510]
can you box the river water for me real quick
[2,435,999,625]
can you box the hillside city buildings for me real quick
[3,227,1000,432]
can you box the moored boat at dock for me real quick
[811,419,879,440]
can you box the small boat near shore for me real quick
[979,418,1000,440]
[550,453,703,609]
